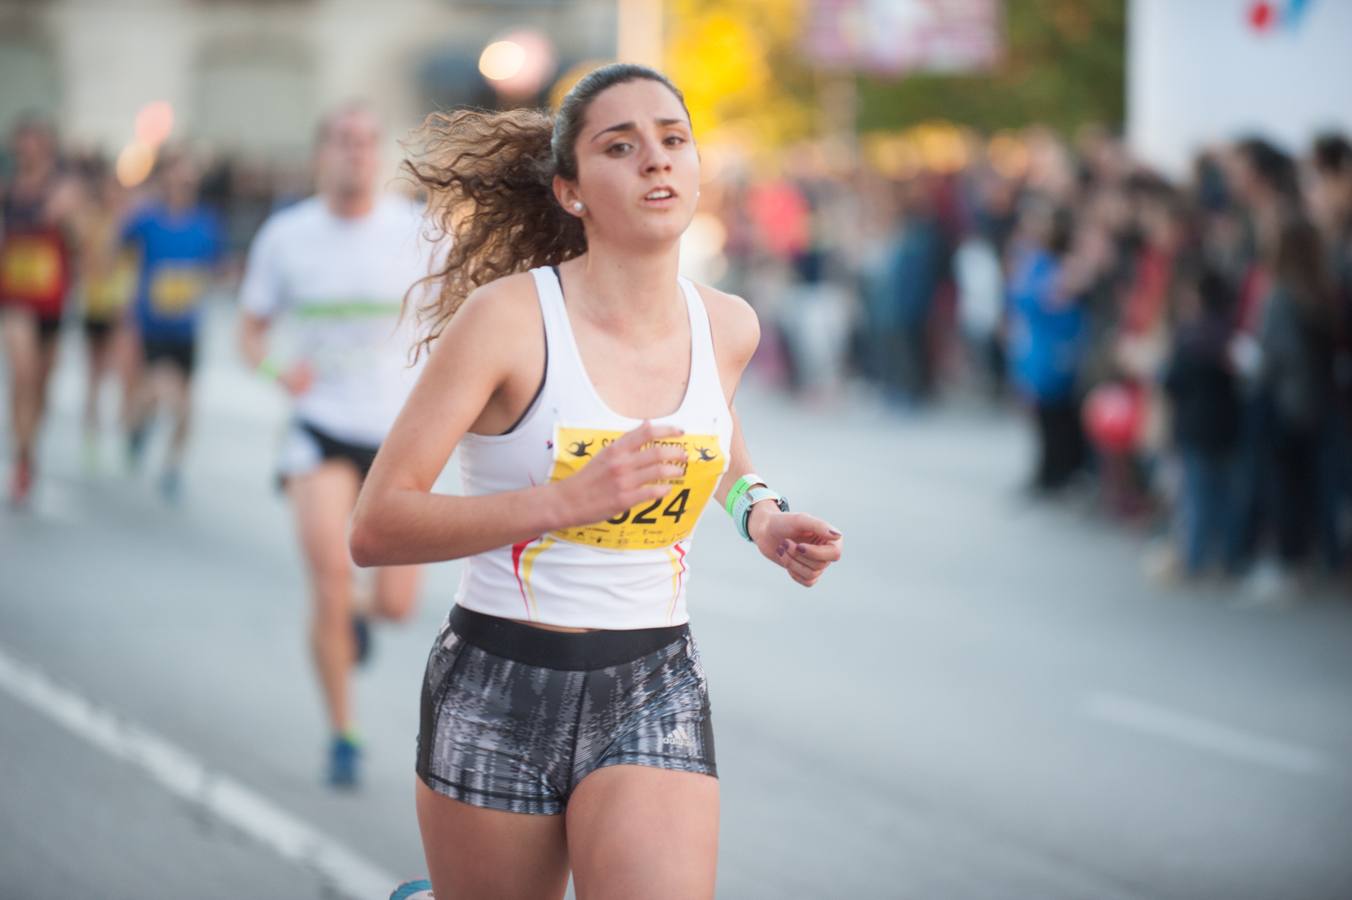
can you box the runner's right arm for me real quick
[350,274,686,567]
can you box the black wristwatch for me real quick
[740,486,789,541]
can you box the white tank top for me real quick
[453,266,733,629]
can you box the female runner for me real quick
[352,64,844,899]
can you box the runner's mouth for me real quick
[641,185,679,206]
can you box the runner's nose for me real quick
[642,139,673,176]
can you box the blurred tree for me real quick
[856,0,1127,134]
[664,0,816,145]
[660,0,1125,148]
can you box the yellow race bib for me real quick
[549,425,726,550]
[0,238,61,296]
[85,252,137,318]
[149,264,207,316]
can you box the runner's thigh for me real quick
[566,765,719,900]
[287,461,361,589]
[1,308,38,374]
[416,778,569,900]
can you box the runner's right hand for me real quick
[278,360,315,397]
[552,421,687,528]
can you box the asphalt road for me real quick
[2,300,1350,899]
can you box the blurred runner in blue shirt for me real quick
[122,146,223,502]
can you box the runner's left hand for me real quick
[748,508,843,588]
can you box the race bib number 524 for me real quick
[548,425,726,550]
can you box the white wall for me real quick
[1128,0,1352,175]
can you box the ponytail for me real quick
[403,108,584,357]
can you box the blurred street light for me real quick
[115,140,156,188]
[480,30,556,100]
[133,101,174,147]
[479,40,526,82]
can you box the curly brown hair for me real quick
[403,63,689,357]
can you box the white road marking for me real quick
[1085,691,1332,777]
[0,644,403,900]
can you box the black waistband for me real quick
[449,605,688,670]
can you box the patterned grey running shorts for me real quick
[416,605,717,815]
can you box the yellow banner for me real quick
[549,425,726,550]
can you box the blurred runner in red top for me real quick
[0,114,82,506]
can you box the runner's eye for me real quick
[605,142,632,156]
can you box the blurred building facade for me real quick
[0,0,616,163]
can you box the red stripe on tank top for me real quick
[511,539,535,618]
[670,542,688,623]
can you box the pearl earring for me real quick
[572,201,584,212]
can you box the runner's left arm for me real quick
[701,284,843,588]
[721,405,843,588]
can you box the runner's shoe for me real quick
[390,879,434,899]
[327,734,361,789]
[126,422,149,473]
[352,613,372,667]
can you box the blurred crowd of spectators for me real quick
[712,127,1352,599]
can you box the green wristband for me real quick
[724,473,765,519]
[256,358,282,380]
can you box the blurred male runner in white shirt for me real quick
[238,101,436,788]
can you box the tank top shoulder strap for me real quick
[528,265,580,401]
[677,277,723,400]
[529,265,568,338]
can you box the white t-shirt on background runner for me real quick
[239,194,437,447]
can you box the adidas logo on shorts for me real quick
[662,726,697,749]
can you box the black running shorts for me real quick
[416,605,717,816]
[275,420,380,491]
[142,335,196,376]
[83,318,114,344]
